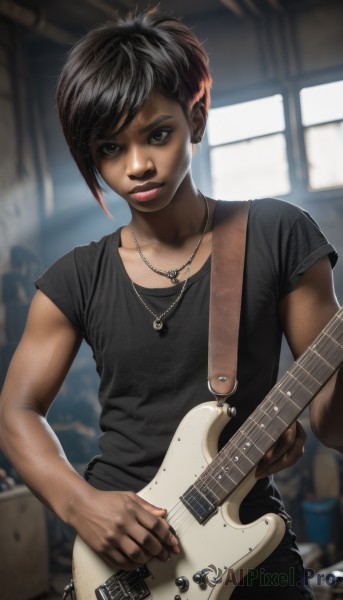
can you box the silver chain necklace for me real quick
[131,266,191,331]
[129,192,209,284]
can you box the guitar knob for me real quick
[193,571,201,584]
[193,570,207,585]
[175,576,189,592]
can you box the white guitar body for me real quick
[72,401,286,599]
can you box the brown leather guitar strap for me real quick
[208,200,251,405]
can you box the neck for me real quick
[128,180,209,244]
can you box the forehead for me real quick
[116,91,189,134]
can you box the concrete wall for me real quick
[0,22,42,348]
[193,2,343,95]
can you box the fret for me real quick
[245,413,276,444]
[236,438,266,463]
[275,374,313,412]
[304,347,336,379]
[204,457,245,487]
[200,472,235,500]
[287,362,323,395]
[197,438,258,500]
[278,371,316,401]
[255,399,289,439]
[260,397,288,423]
[221,444,255,474]
[223,428,266,468]
[312,343,338,369]
[312,331,343,366]
[213,466,238,491]
[235,421,268,459]
[326,312,343,336]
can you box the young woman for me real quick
[0,9,341,599]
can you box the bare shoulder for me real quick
[279,256,340,358]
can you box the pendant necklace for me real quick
[129,191,209,284]
[131,266,191,331]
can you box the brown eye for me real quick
[98,143,121,157]
[150,129,171,144]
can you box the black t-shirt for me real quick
[35,198,337,518]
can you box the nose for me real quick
[126,144,155,179]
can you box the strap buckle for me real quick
[207,377,238,408]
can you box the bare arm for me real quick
[0,291,179,568]
[279,256,343,452]
[256,256,342,478]
[0,290,85,516]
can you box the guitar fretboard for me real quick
[181,307,343,522]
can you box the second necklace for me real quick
[129,191,209,284]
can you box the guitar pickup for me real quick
[180,485,217,524]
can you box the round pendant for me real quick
[153,318,163,331]
[171,277,178,284]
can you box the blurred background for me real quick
[0,0,342,598]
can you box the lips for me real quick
[129,183,163,202]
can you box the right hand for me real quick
[72,488,180,571]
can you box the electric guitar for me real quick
[72,307,343,599]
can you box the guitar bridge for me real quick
[95,566,150,600]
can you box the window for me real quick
[207,95,290,200]
[300,80,343,191]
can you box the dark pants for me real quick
[230,541,315,599]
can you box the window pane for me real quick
[207,95,285,146]
[300,81,343,126]
[305,122,343,190]
[210,134,290,200]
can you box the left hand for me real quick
[255,420,306,479]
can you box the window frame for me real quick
[206,83,294,201]
[205,72,343,205]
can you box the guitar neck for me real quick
[181,307,343,523]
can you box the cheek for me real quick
[169,139,192,174]
[98,162,120,189]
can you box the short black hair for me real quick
[56,8,212,211]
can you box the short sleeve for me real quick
[35,249,85,332]
[277,206,338,297]
[248,198,338,301]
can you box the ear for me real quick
[190,101,207,144]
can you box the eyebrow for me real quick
[139,114,174,133]
[96,114,175,142]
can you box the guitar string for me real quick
[203,321,343,481]
[193,395,298,498]
[196,398,298,501]
[167,317,343,536]
[179,326,343,508]
[166,415,279,527]
[200,392,306,500]
[169,352,330,520]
